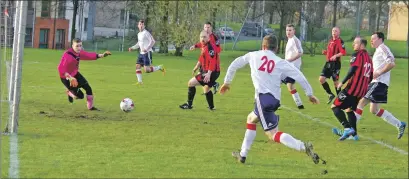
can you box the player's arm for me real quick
[145,32,156,51]
[79,50,111,60]
[281,60,314,97]
[376,48,396,76]
[192,61,201,75]
[129,41,140,50]
[334,39,347,58]
[288,38,303,62]
[58,54,78,86]
[223,54,250,85]
[340,53,361,85]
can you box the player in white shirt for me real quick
[129,20,165,85]
[354,32,406,139]
[282,24,305,109]
[220,35,323,164]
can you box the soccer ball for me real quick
[120,98,134,112]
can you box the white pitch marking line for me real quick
[281,105,408,155]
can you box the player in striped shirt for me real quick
[331,37,372,141]
[282,24,305,109]
[354,32,406,139]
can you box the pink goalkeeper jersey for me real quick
[57,48,98,78]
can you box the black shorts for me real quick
[281,77,295,84]
[136,51,153,66]
[364,82,388,103]
[195,71,220,87]
[320,61,341,81]
[333,89,359,110]
[61,72,88,90]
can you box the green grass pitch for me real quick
[1,48,408,178]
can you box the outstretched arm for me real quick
[224,54,250,84]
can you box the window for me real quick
[27,1,33,9]
[83,18,88,31]
[120,9,125,25]
[39,28,49,48]
[57,0,66,19]
[55,29,65,49]
[41,0,51,18]
[25,28,32,43]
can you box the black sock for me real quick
[187,87,196,106]
[332,107,351,129]
[205,90,214,108]
[322,82,334,95]
[347,111,357,136]
[335,88,341,95]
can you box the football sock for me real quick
[347,111,358,136]
[187,87,196,106]
[240,123,256,157]
[136,69,143,83]
[290,89,303,106]
[322,82,333,95]
[332,107,351,128]
[377,109,402,128]
[205,90,214,109]
[273,131,306,151]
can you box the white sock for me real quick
[274,132,305,151]
[290,89,303,106]
[377,109,401,128]
[240,123,257,157]
[136,69,143,82]
[149,66,161,72]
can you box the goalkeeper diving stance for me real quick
[57,38,112,111]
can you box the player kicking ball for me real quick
[57,38,111,111]
[179,30,221,110]
[220,35,323,165]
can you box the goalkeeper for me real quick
[57,38,111,111]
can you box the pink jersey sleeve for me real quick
[79,50,98,60]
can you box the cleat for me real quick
[297,105,305,109]
[207,106,216,111]
[179,103,193,109]
[350,135,359,141]
[134,82,144,86]
[213,82,220,94]
[304,142,320,164]
[327,94,335,104]
[68,95,73,103]
[89,107,100,111]
[232,151,246,164]
[398,122,406,139]
[159,64,166,75]
[338,128,355,141]
[332,128,343,137]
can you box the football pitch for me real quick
[1,48,408,178]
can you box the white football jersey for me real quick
[285,36,303,69]
[130,29,155,54]
[224,50,313,100]
[372,43,394,86]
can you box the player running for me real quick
[220,35,323,164]
[281,24,305,109]
[190,22,221,94]
[320,27,346,104]
[354,32,406,139]
[58,38,112,111]
[129,20,165,85]
[179,30,221,110]
[331,37,372,141]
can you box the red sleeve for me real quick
[194,42,202,48]
[338,39,346,56]
[79,50,98,60]
[350,52,361,67]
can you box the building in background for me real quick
[387,1,408,41]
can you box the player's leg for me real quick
[319,62,335,104]
[75,73,98,110]
[179,76,202,109]
[345,108,359,140]
[203,72,220,110]
[332,61,341,95]
[135,55,144,84]
[284,77,304,109]
[232,111,259,164]
[330,91,355,141]
[212,81,220,94]
[369,103,406,139]
[143,52,165,74]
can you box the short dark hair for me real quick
[360,39,367,47]
[139,19,145,24]
[286,24,295,28]
[72,38,81,44]
[262,35,278,51]
[372,31,384,42]
[205,21,212,26]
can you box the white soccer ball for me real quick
[120,98,134,112]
